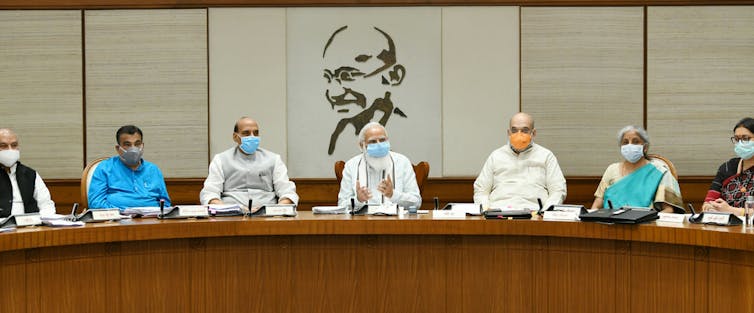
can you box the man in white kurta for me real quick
[337,122,421,209]
[200,117,298,206]
[473,113,566,210]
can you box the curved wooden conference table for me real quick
[1,212,753,313]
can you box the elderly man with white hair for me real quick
[0,128,55,217]
[337,122,421,209]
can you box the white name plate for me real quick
[367,204,398,216]
[176,206,209,218]
[701,212,732,225]
[657,213,685,223]
[432,210,466,219]
[264,205,296,216]
[15,213,42,227]
[90,209,122,221]
[449,203,482,216]
[543,210,579,221]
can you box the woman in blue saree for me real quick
[591,125,683,212]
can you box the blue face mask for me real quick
[366,141,390,158]
[620,144,644,163]
[735,140,754,160]
[239,136,260,154]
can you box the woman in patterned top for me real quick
[703,117,754,214]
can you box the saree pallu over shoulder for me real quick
[603,163,663,209]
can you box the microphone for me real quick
[69,203,79,221]
[248,199,253,215]
[607,200,614,210]
[350,198,355,215]
[381,170,386,204]
[434,197,439,210]
[687,203,702,223]
[159,199,165,216]
[537,198,544,215]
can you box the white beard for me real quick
[364,153,392,173]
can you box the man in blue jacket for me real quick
[88,125,171,210]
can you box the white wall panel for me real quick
[208,8,287,163]
[442,7,520,177]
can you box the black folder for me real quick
[579,207,658,224]
[483,208,532,220]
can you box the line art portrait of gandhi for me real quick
[322,25,407,155]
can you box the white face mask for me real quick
[620,144,644,163]
[0,149,20,168]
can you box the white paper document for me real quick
[312,206,348,214]
[122,207,162,217]
[367,204,398,216]
[208,204,243,216]
[42,219,85,227]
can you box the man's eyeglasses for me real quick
[731,136,752,144]
[510,128,532,134]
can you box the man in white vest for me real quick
[200,117,298,206]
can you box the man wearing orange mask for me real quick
[473,112,567,211]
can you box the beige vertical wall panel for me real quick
[521,7,644,176]
[85,9,208,178]
[442,7,520,177]
[648,6,754,176]
[0,11,83,179]
[208,8,287,162]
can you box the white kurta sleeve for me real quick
[200,156,225,205]
[473,153,495,209]
[337,159,360,209]
[33,173,56,216]
[543,153,567,208]
[272,155,299,204]
[385,157,421,208]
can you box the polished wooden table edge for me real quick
[1,212,753,253]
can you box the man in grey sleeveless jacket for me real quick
[200,117,298,207]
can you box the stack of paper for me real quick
[208,204,243,216]
[42,219,85,227]
[40,214,85,227]
[312,206,347,214]
[122,207,162,217]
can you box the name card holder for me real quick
[657,213,686,223]
[0,213,42,228]
[77,209,123,223]
[159,206,209,219]
[441,203,483,216]
[542,204,587,221]
[543,210,580,221]
[432,210,466,219]
[367,204,398,216]
[696,212,742,226]
[247,204,297,217]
